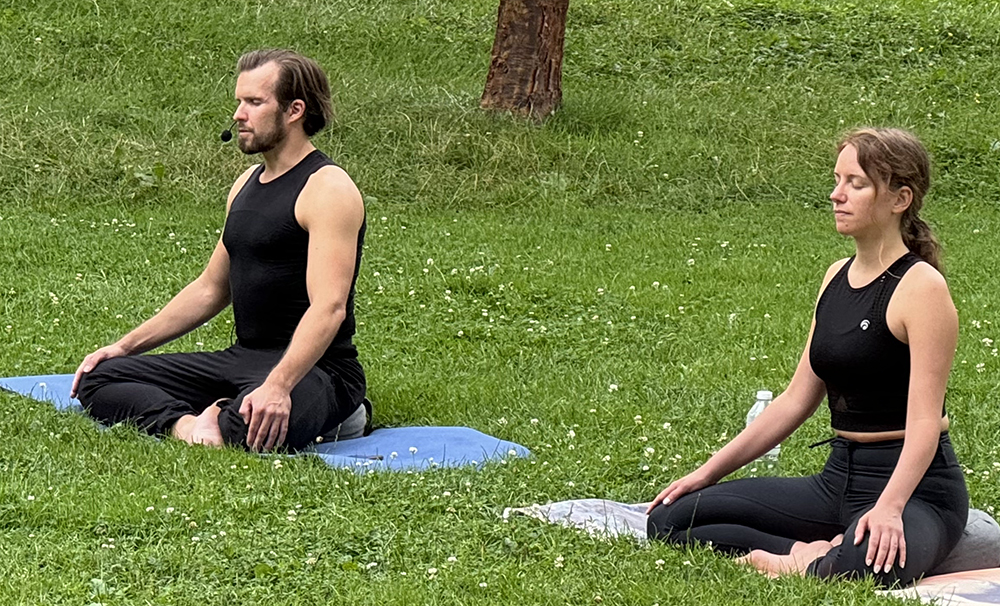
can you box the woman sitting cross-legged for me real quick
[646,127,968,587]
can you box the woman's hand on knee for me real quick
[646,468,714,514]
[854,504,906,574]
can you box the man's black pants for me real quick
[76,344,364,451]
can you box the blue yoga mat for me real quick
[312,426,529,471]
[0,374,530,471]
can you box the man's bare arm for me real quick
[240,165,364,450]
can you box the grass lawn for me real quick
[2,0,1000,603]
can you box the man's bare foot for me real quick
[736,538,837,578]
[170,414,198,442]
[188,404,224,447]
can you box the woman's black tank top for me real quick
[809,252,938,432]
[222,150,365,363]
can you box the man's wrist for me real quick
[114,339,136,356]
[263,373,295,393]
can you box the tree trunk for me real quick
[481,0,568,121]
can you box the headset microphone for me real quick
[220,121,236,142]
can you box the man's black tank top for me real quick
[809,252,942,432]
[222,150,366,367]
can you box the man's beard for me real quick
[238,113,287,155]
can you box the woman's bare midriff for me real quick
[834,416,950,442]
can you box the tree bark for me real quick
[481,0,568,121]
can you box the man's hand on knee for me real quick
[240,382,292,451]
[71,342,131,397]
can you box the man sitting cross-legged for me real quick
[73,49,367,451]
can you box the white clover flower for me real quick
[634,414,642,424]
[609,384,619,392]
[530,418,539,425]
[645,447,655,456]
[446,556,457,563]
[602,455,611,462]
[655,559,665,569]
[567,429,576,439]
[479,582,488,588]
[390,451,398,459]
[191,536,200,542]
[427,567,438,576]
[554,555,565,568]
[508,449,517,456]
[146,506,154,512]
[409,446,418,454]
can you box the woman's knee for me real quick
[647,498,698,541]
[806,541,922,587]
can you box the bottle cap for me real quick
[756,390,773,401]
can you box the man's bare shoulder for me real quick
[296,165,364,230]
[225,164,261,209]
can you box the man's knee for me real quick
[216,402,250,449]
[214,399,317,452]
[76,357,131,403]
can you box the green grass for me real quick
[2,0,1000,603]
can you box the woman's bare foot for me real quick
[736,550,793,578]
[736,538,838,578]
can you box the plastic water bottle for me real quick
[746,390,780,467]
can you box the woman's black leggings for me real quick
[647,434,968,587]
